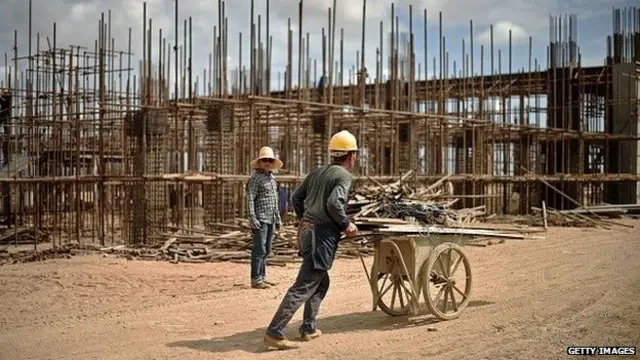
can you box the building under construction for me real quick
[0,1,638,246]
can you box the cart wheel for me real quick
[370,250,416,316]
[420,242,472,321]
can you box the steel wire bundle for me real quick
[377,200,447,225]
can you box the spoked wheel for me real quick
[370,249,417,316]
[421,242,472,320]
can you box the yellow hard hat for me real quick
[328,130,358,154]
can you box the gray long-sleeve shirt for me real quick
[290,164,353,232]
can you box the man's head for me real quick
[328,130,359,170]
[251,146,283,172]
[331,152,357,169]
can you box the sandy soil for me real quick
[1,223,639,360]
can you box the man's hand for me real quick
[275,220,282,232]
[344,222,358,237]
[294,222,303,250]
[251,220,261,230]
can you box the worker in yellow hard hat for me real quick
[263,130,359,350]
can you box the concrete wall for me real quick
[610,63,639,203]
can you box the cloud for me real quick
[477,21,529,45]
[0,0,393,89]
[0,0,634,91]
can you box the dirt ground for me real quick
[1,223,639,360]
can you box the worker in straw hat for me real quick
[263,130,359,350]
[246,146,284,289]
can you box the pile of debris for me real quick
[0,245,75,266]
[349,171,485,227]
[111,171,536,265]
[6,171,639,267]
[0,172,543,267]
[346,171,541,240]
[0,227,49,245]
[519,170,638,229]
[530,203,638,230]
[96,224,374,265]
[0,242,155,266]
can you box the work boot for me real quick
[252,282,270,289]
[263,334,300,350]
[299,329,322,341]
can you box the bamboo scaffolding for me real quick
[0,1,637,247]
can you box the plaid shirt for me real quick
[246,170,281,226]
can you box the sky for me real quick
[0,0,637,95]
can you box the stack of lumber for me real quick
[519,168,637,229]
[0,224,375,266]
[97,224,376,265]
[531,202,636,230]
[133,171,536,265]
[0,172,542,267]
[556,204,640,218]
[0,227,49,245]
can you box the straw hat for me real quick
[250,146,283,169]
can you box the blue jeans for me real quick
[266,226,330,338]
[251,221,275,285]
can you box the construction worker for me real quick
[263,130,359,350]
[247,146,283,289]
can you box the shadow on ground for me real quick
[166,300,493,355]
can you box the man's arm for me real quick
[246,175,260,228]
[290,175,310,220]
[274,180,282,225]
[326,177,352,232]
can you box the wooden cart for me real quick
[368,233,473,320]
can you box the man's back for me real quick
[291,163,353,232]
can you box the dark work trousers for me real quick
[251,221,275,285]
[266,226,330,338]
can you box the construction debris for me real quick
[0,245,73,266]
[0,173,547,266]
[531,204,638,229]
[5,172,638,267]
[0,227,50,245]
[0,226,374,267]
[0,0,637,254]
[346,171,538,237]
[97,173,538,265]
[350,172,469,225]
[108,223,376,264]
